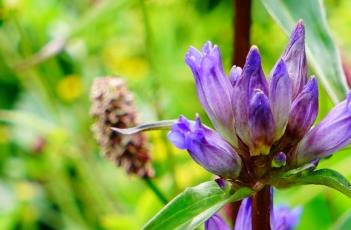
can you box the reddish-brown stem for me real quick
[232,0,252,66]
[252,185,271,230]
[224,0,252,226]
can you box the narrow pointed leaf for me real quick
[142,181,253,230]
[260,0,348,103]
[111,120,175,135]
[278,169,351,198]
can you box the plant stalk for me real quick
[232,0,252,66]
[251,185,271,230]
[226,0,252,226]
[144,177,168,205]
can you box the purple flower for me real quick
[295,92,351,165]
[205,199,301,230]
[168,115,242,178]
[185,42,237,146]
[168,19,351,180]
[205,214,230,230]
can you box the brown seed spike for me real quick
[90,77,153,177]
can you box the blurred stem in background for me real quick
[139,0,179,193]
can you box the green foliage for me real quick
[143,181,253,230]
[261,0,349,103]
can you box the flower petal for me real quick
[284,77,318,147]
[185,42,237,146]
[274,205,302,230]
[248,90,275,155]
[233,46,268,146]
[269,59,292,141]
[281,20,308,99]
[230,65,242,86]
[168,115,242,178]
[205,214,230,230]
[296,92,351,165]
[234,198,252,230]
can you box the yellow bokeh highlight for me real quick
[56,75,83,102]
[176,161,209,188]
[100,213,137,230]
[149,132,167,162]
[102,44,149,80]
[0,126,10,144]
[15,182,37,202]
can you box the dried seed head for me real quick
[90,77,153,177]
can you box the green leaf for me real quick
[260,0,349,103]
[142,181,253,230]
[332,210,351,230]
[278,169,351,198]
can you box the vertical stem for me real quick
[232,0,252,66]
[139,0,178,191]
[251,185,271,230]
[227,0,252,227]
[143,177,168,205]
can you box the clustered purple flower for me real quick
[168,21,351,185]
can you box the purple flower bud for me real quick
[205,214,230,230]
[269,59,292,141]
[185,42,237,146]
[296,92,351,165]
[168,115,242,178]
[272,152,287,168]
[281,20,308,99]
[285,77,318,143]
[274,205,302,230]
[230,65,242,86]
[233,47,268,146]
[248,90,275,155]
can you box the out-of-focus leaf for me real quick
[279,169,351,198]
[260,0,349,103]
[332,210,351,230]
[142,181,253,230]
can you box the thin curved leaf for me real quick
[278,169,351,198]
[143,181,253,230]
[111,120,175,135]
[261,0,349,103]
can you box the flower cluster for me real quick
[168,21,351,188]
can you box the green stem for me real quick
[144,177,168,205]
[139,0,178,191]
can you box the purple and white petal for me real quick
[230,65,243,86]
[185,42,237,146]
[248,89,275,155]
[168,115,242,178]
[296,92,351,165]
[234,198,252,230]
[281,20,308,99]
[270,59,292,141]
[274,205,302,230]
[205,214,230,230]
[233,46,268,146]
[285,77,318,144]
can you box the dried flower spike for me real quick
[90,77,153,177]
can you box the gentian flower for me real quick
[112,20,351,230]
[166,20,351,188]
[204,198,301,230]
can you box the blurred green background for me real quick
[1,0,351,229]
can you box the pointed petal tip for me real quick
[245,46,261,66]
[290,20,305,42]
